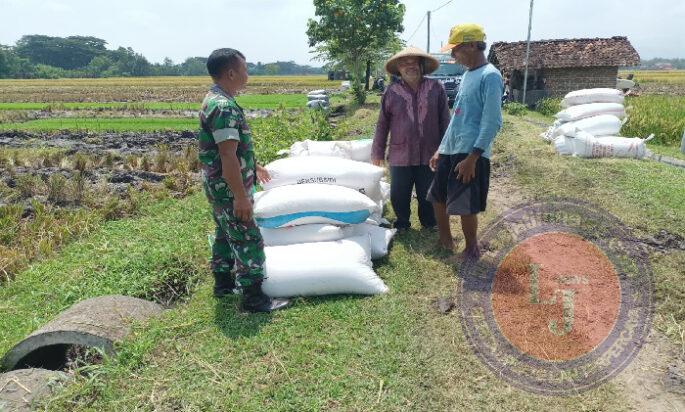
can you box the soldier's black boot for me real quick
[240,282,291,313]
[213,272,236,297]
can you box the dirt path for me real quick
[617,330,685,412]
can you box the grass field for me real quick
[621,70,685,84]
[0,76,340,103]
[0,94,308,111]
[623,95,685,146]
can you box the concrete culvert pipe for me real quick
[0,368,69,411]
[1,296,163,372]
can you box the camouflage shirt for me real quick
[198,84,257,204]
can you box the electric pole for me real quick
[522,0,534,105]
[427,11,431,53]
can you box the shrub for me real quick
[535,98,562,117]
[503,102,528,116]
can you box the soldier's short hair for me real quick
[207,48,245,80]
[476,41,487,51]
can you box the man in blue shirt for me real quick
[427,23,503,260]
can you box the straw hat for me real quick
[384,46,440,76]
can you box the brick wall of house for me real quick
[543,66,618,97]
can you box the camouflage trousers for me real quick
[204,181,265,288]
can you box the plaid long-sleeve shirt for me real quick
[372,78,451,166]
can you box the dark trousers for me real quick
[389,165,436,229]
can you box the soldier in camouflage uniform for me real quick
[199,48,290,313]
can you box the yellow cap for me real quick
[440,23,486,52]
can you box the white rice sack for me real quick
[562,131,652,159]
[285,140,349,158]
[551,114,624,138]
[553,136,574,155]
[561,88,625,108]
[307,100,328,109]
[307,94,329,101]
[254,184,378,228]
[616,79,635,90]
[262,156,384,201]
[284,139,374,162]
[541,119,565,141]
[555,103,625,122]
[380,181,390,203]
[262,235,389,297]
[366,213,390,226]
[287,141,309,157]
[260,224,352,247]
[589,136,651,159]
[305,140,352,159]
[308,89,327,96]
[351,224,397,259]
[348,139,373,162]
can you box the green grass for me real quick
[0,94,308,111]
[0,194,210,356]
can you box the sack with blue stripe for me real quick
[254,184,378,228]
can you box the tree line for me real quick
[0,35,325,79]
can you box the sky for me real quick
[1,0,683,66]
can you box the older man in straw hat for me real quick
[371,46,451,233]
[427,24,503,260]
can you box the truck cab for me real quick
[426,53,466,107]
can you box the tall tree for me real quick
[15,35,107,69]
[0,45,34,78]
[307,0,405,103]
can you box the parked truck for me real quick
[425,53,466,107]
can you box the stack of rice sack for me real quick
[540,88,654,159]
[278,138,390,224]
[306,89,329,109]
[254,154,395,298]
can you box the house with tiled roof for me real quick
[488,36,640,105]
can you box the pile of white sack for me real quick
[254,143,395,299]
[541,88,654,159]
[306,89,329,110]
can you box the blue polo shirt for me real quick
[438,63,503,159]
